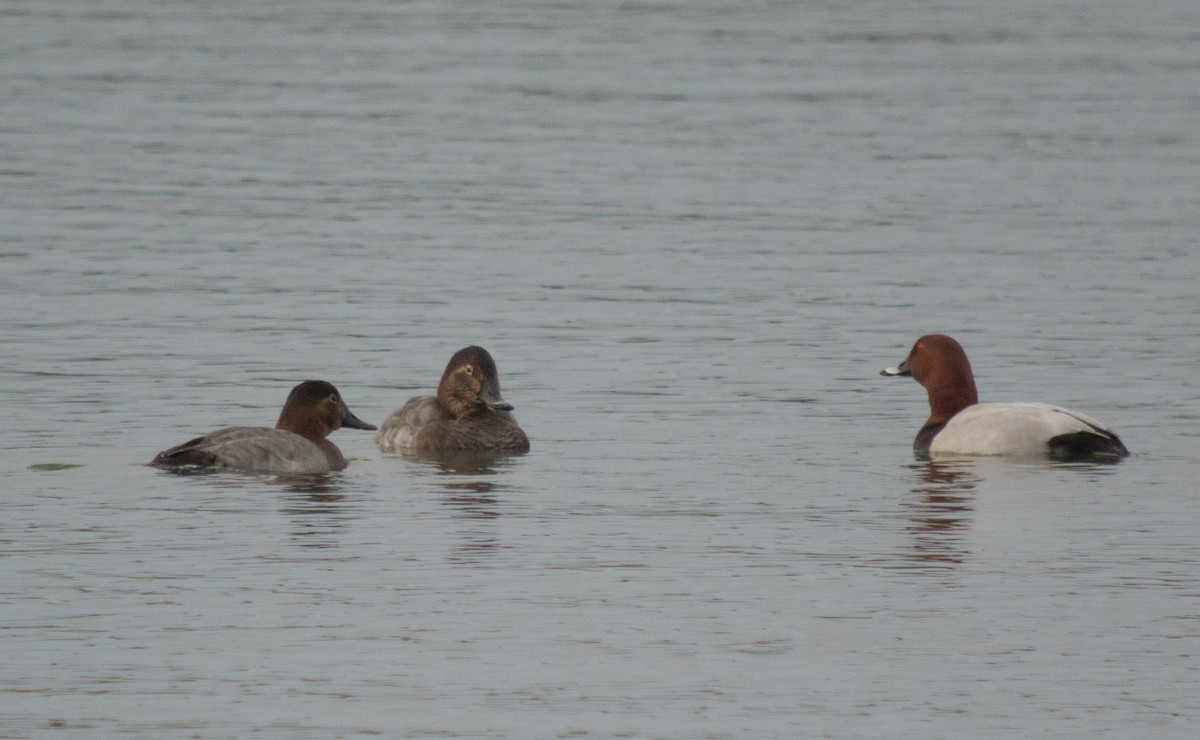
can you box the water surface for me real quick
[2,1,1199,737]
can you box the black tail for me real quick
[1047,431,1129,462]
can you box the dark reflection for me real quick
[1047,459,1128,477]
[391,450,523,563]
[276,474,340,495]
[443,484,503,562]
[154,468,357,548]
[901,460,980,569]
[275,475,355,549]
[424,450,517,476]
[442,480,501,518]
[391,448,523,481]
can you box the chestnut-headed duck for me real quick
[882,334,1128,461]
[151,380,376,474]
[376,346,530,454]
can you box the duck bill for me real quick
[479,379,514,411]
[880,358,911,377]
[342,409,377,431]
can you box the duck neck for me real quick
[924,371,978,426]
[437,388,482,419]
[276,412,346,470]
[276,409,328,443]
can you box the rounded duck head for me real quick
[882,334,979,425]
[277,380,376,440]
[436,346,513,419]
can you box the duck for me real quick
[376,346,530,454]
[881,334,1128,461]
[151,380,376,474]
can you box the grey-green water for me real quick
[3,1,1199,737]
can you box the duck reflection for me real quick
[902,460,980,569]
[426,450,514,477]
[276,475,354,548]
[400,450,522,562]
[441,479,501,519]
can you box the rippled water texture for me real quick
[2,1,1199,737]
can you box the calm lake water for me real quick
[3,1,1199,737]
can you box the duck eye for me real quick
[464,365,474,376]
[329,394,339,404]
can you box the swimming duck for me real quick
[376,346,529,454]
[882,334,1128,461]
[151,380,376,474]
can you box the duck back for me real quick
[928,403,1128,461]
[152,426,342,474]
[376,395,529,454]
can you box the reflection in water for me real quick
[442,483,503,563]
[442,480,501,519]
[276,475,354,549]
[395,451,521,562]
[156,468,357,548]
[393,446,525,482]
[901,461,980,570]
[277,474,340,496]
[428,451,516,477]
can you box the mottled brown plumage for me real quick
[376,347,530,454]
